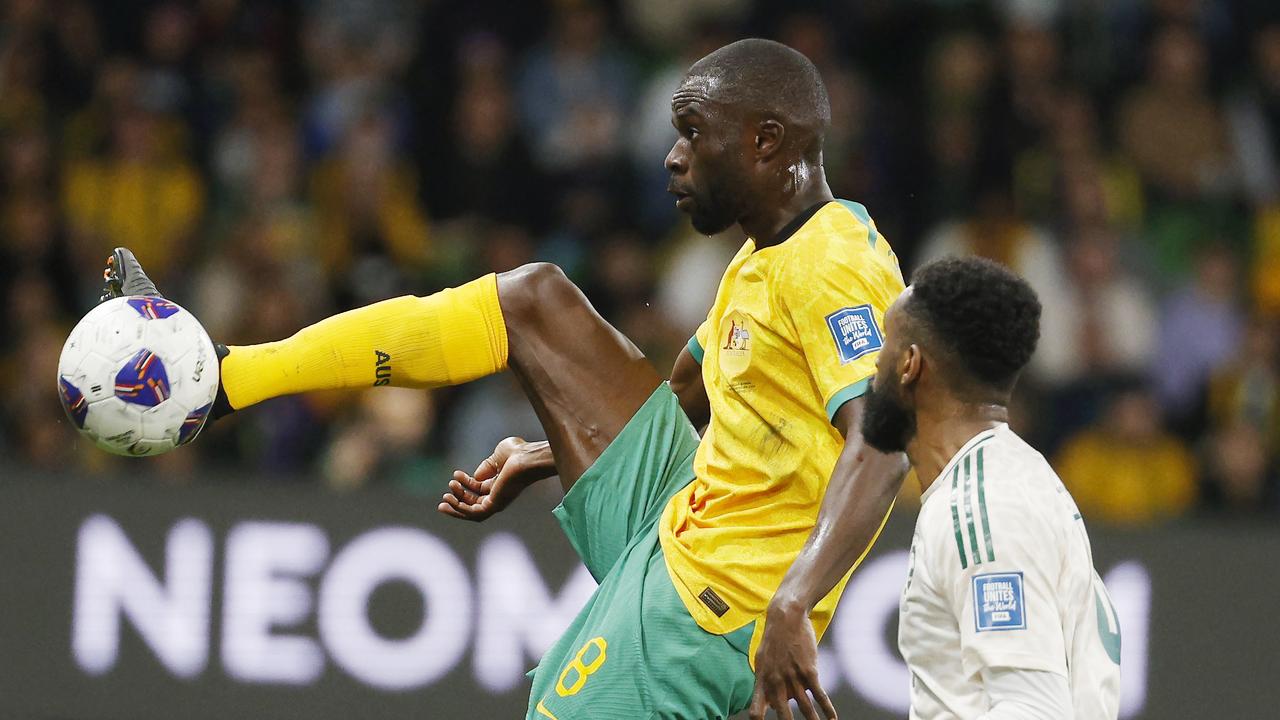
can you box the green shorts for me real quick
[526,383,756,720]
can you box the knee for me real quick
[498,262,581,321]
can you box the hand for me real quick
[436,437,556,522]
[748,598,837,720]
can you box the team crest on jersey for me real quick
[718,312,752,376]
[825,305,882,364]
[722,316,751,352]
[973,572,1026,631]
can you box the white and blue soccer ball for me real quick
[57,296,219,456]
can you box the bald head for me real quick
[664,39,834,236]
[684,39,830,161]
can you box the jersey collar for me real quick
[752,201,830,251]
[919,424,1007,505]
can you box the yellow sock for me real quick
[220,273,508,410]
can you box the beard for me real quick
[689,202,736,235]
[686,167,743,236]
[861,381,916,453]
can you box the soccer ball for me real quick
[57,296,219,456]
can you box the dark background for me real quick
[0,475,1277,719]
[6,0,1280,716]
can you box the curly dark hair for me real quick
[908,256,1041,389]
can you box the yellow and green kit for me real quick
[527,201,904,719]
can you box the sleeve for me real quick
[688,318,711,365]
[974,667,1073,720]
[778,246,903,421]
[932,474,1069,679]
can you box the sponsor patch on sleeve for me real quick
[973,572,1026,632]
[825,305,883,364]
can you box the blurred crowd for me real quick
[5,0,1280,525]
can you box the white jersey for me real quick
[898,424,1121,719]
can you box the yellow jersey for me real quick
[658,200,905,657]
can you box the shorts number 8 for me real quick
[556,637,608,697]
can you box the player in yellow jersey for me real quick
[99,39,910,719]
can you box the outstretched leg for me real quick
[211,261,662,489]
[496,263,663,485]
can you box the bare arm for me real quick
[771,396,908,610]
[669,344,709,428]
[749,395,909,720]
[442,345,708,521]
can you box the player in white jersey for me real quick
[859,256,1121,719]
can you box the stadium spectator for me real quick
[1200,316,1280,516]
[654,226,741,340]
[516,0,633,175]
[61,102,204,284]
[1034,226,1157,387]
[138,3,200,123]
[310,109,431,305]
[2,325,70,472]
[1015,89,1145,234]
[428,37,547,231]
[4,0,1280,523]
[1253,205,1280,316]
[1119,24,1232,279]
[1118,21,1226,176]
[1152,243,1245,426]
[323,387,444,493]
[779,11,871,199]
[38,1,104,118]
[922,31,996,219]
[1,121,53,198]
[1227,22,1280,207]
[1057,382,1197,525]
[1201,421,1277,515]
[987,18,1063,201]
[622,0,748,51]
[1207,317,1280,451]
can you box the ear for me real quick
[754,118,785,160]
[901,344,923,388]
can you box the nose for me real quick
[664,141,686,175]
